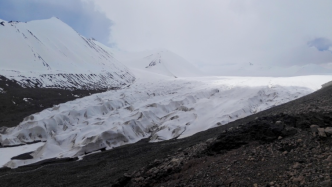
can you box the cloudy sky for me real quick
[1,0,332,74]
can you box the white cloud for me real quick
[90,0,332,72]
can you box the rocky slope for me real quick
[121,113,332,187]
[114,85,332,187]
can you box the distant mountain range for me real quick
[209,62,332,77]
[108,49,202,78]
[1,17,331,91]
[0,17,203,90]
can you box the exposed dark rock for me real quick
[11,152,33,160]
[0,75,108,128]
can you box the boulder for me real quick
[318,128,327,137]
[293,162,301,169]
[320,180,332,187]
[310,125,319,133]
[325,127,332,136]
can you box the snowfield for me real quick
[1,74,332,168]
[204,62,332,77]
[0,142,44,168]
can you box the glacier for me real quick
[1,74,332,168]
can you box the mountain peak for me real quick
[50,16,60,20]
[0,17,135,89]
[115,49,202,77]
[47,16,65,23]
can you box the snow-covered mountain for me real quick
[2,74,332,168]
[0,17,135,89]
[108,49,202,78]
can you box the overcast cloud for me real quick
[90,0,332,71]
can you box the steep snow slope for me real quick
[1,74,332,168]
[0,18,135,89]
[104,48,202,77]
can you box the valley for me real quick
[1,17,332,187]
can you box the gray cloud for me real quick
[91,0,332,72]
[308,38,332,52]
[1,0,332,73]
[0,0,112,44]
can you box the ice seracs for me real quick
[2,74,332,168]
[0,17,135,89]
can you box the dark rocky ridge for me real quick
[9,71,135,90]
[0,75,109,128]
[0,81,332,186]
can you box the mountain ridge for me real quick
[0,17,135,89]
[108,49,202,78]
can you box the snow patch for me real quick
[0,142,44,168]
[23,98,32,102]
